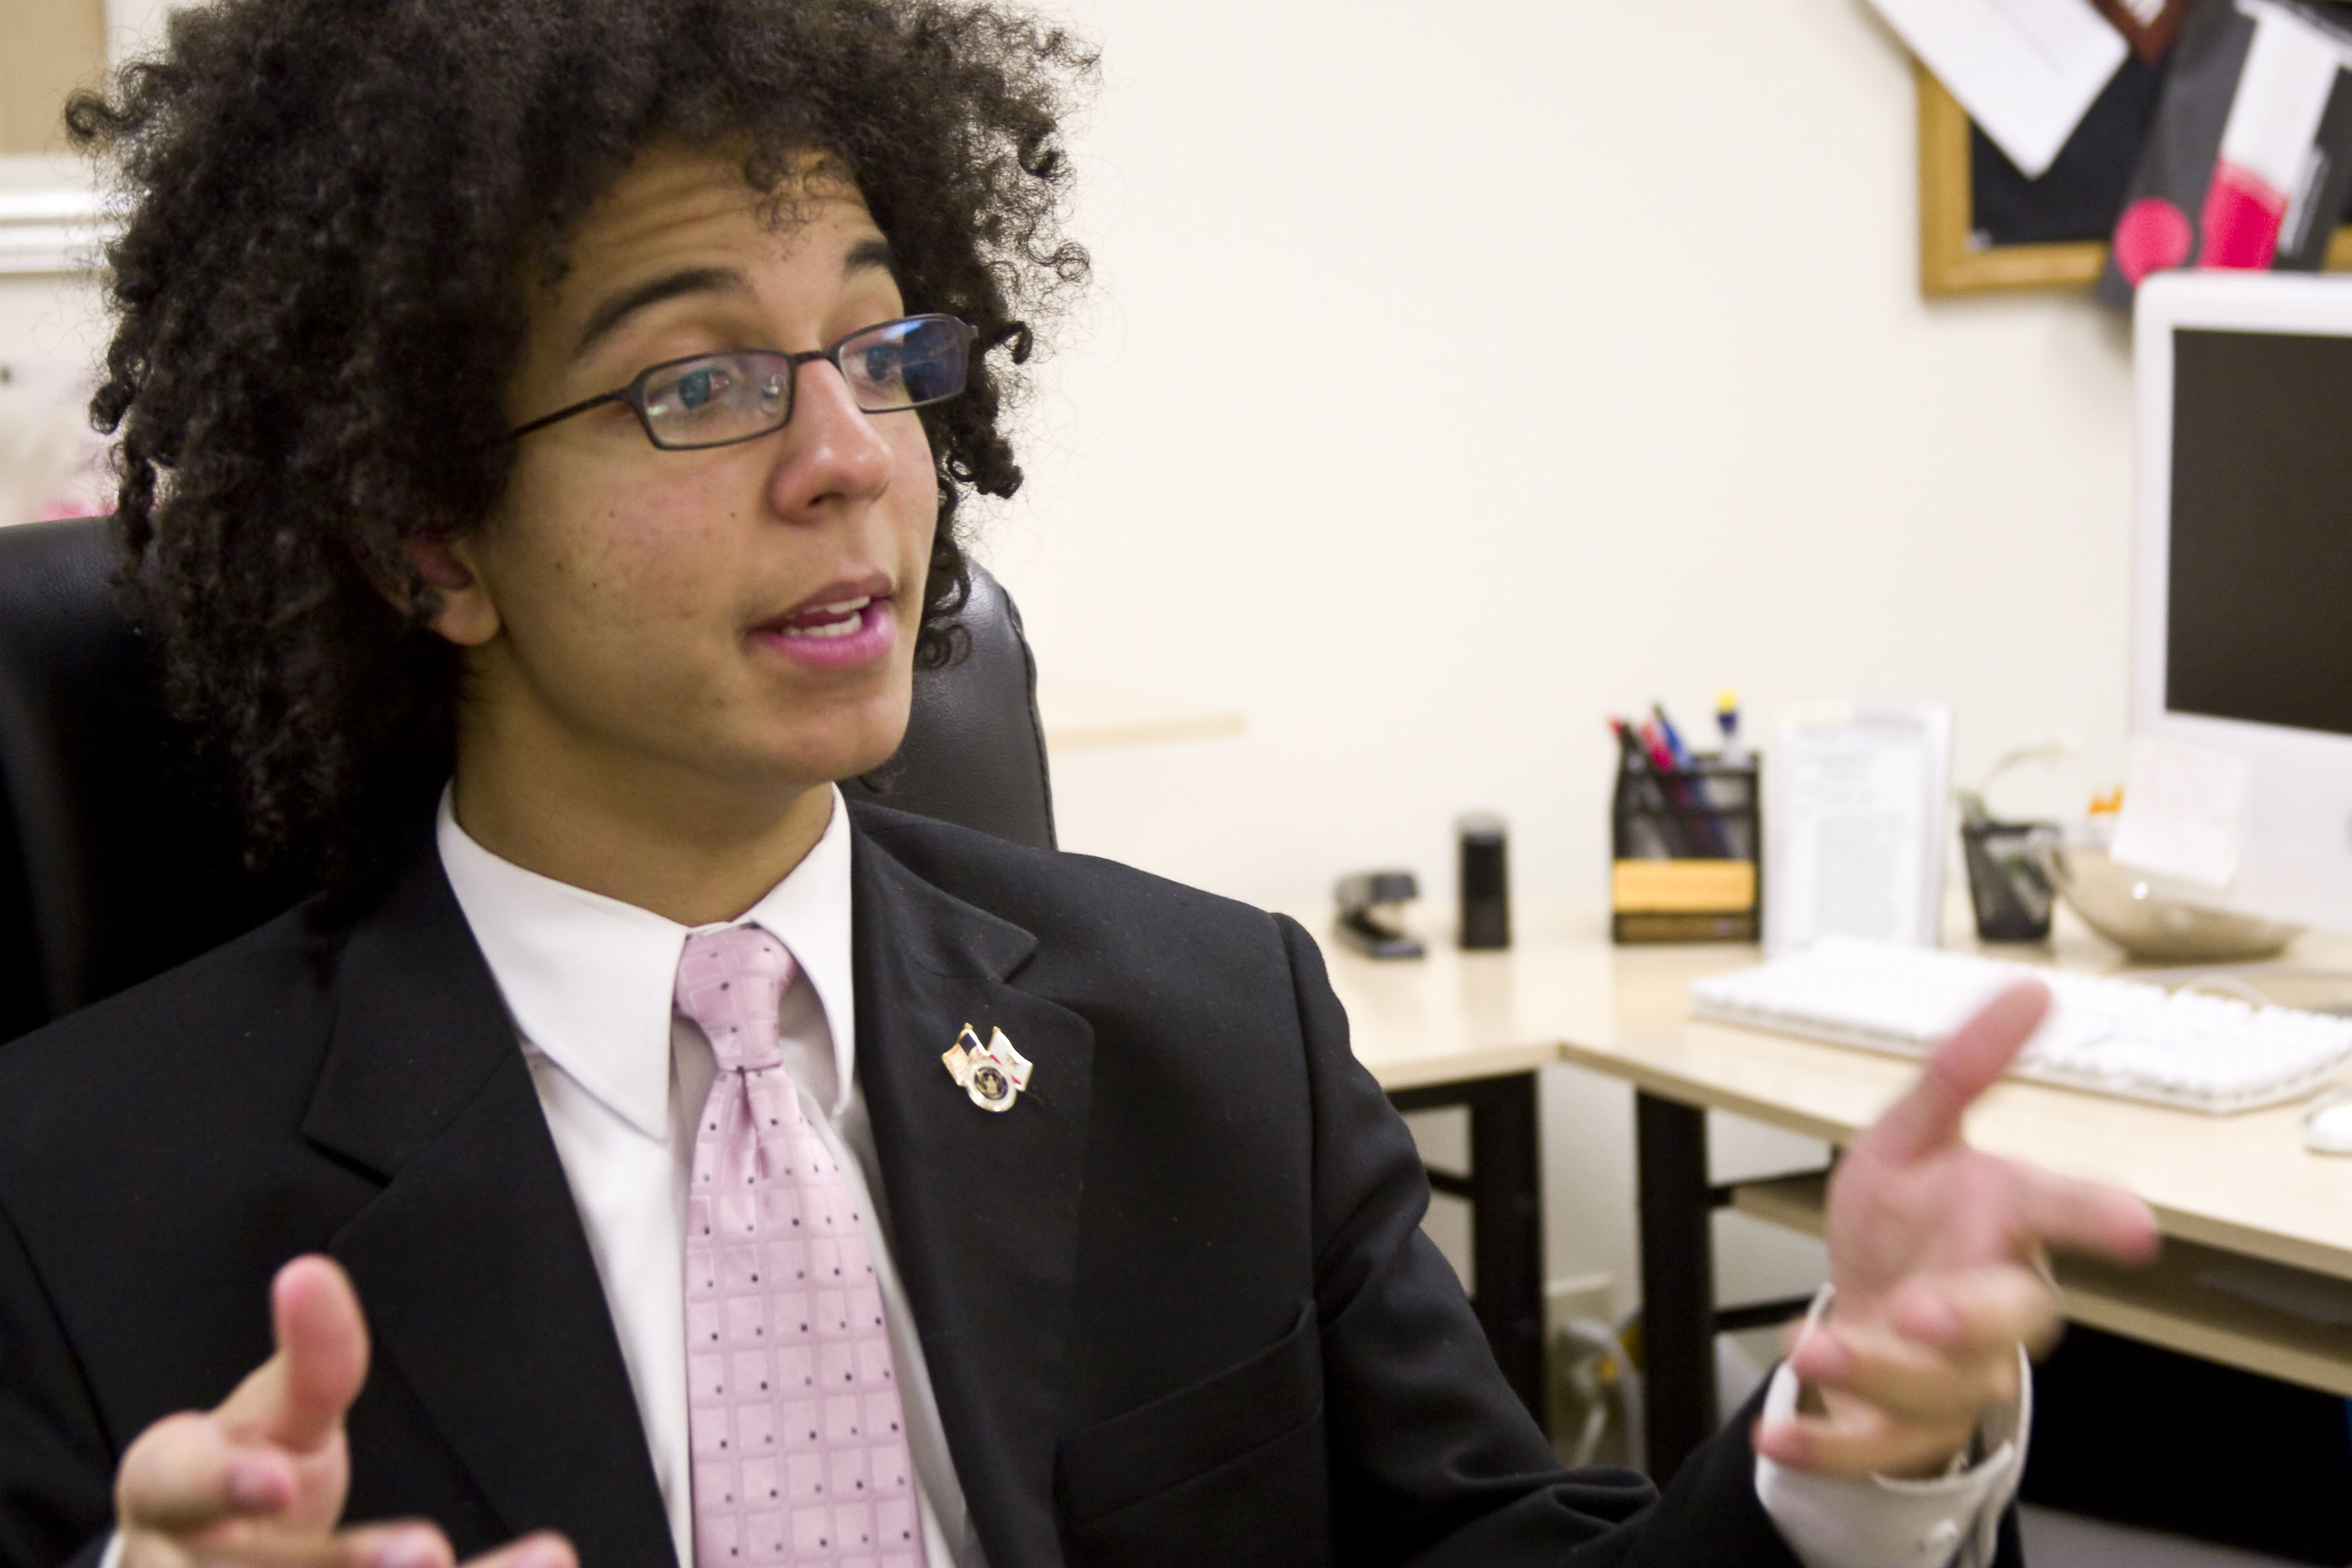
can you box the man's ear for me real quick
[402,534,501,648]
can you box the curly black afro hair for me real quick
[65,0,1090,895]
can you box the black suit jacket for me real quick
[0,804,1912,1568]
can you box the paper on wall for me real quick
[2110,733,2251,887]
[1763,705,1954,956]
[1869,0,2130,177]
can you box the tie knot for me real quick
[675,927,796,1072]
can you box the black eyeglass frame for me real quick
[504,312,976,450]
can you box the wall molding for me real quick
[0,187,111,276]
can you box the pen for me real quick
[1645,709,1728,856]
[1610,718,1696,857]
[1615,716,1708,858]
[1651,702,1697,769]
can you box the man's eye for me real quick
[676,366,730,410]
[856,343,905,387]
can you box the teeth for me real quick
[781,606,868,639]
[774,595,874,640]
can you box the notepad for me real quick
[1763,704,1953,957]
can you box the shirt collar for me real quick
[436,785,859,1136]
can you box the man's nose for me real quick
[766,358,895,518]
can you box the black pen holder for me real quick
[1610,755,1761,944]
[1960,818,2061,943]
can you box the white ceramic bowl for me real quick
[2047,846,2303,963]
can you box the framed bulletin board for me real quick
[1917,58,2352,297]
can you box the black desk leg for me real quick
[1469,1073,1544,1425]
[1389,1073,1546,1432]
[1635,1091,1715,1483]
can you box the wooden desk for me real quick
[1310,895,2352,1480]
[1564,905,2352,1480]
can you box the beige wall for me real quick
[0,0,103,155]
[0,0,2139,1324]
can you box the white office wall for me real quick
[1008,0,2133,902]
[997,0,2137,1312]
[0,270,101,375]
[0,0,2136,1326]
[104,0,191,62]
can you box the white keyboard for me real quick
[1689,937,2352,1113]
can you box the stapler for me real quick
[1333,871,1426,959]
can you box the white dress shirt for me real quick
[438,787,973,1568]
[428,785,2018,1568]
[1754,1293,2027,1568]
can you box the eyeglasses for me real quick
[506,313,975,450]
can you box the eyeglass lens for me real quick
[637,315,969,449]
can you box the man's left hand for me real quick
[1753,979,2161,1479]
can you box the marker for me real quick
[1636,717,1678,775]
[1650,709,1729,855]
[1651,703,1698,769]
[1716,689,1751,765]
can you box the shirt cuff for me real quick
[99,1531,126,1568]
[1751,1291,2031,1568]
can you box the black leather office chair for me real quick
[0,515,1054,1044]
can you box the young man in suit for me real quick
[0,2,2157,1566]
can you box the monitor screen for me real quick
[2167,326,2352,739]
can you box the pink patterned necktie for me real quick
[676,928,918,1568]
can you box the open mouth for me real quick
[748,578,897,668]
[776,595,877,640]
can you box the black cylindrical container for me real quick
[1457,813,1510,950]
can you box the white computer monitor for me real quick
[2133,271,2352,930]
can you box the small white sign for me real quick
[2111,734,2251,889]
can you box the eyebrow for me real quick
[573,266,749,362]
[570,238,899,363]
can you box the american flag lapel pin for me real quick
[942,1022,1033,1112]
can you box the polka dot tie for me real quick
[676,928,918,1568]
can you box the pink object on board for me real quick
[2198,158,2290,270]
[2114,197,2196,284]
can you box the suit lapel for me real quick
[301,848,675,1568]
[851,825,1095,1568]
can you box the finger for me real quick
[1881,1265,2063,1357]
[217,1257,371,1454]
[1786,1318,2024,1429]
[2014,1166,2161,1265]
[1753,1389,1977,1480]
[458,1531,577,1568]
[116,1413,297,1534]
[162,1518,453,1568]
[1858,980,2050,1165]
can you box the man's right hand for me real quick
[114,1255,575,1568]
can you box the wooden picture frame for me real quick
[1916,60,2352,297]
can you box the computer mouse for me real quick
[2304,1091,2352,1155]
